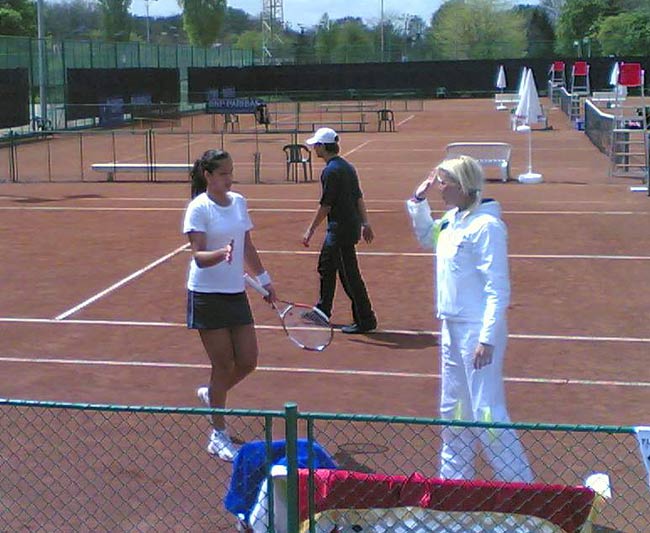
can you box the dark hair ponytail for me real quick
[190,149,231,198]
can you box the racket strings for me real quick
[281,306,332,351]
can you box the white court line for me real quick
[343,140,372,156]
[0,354,648,389]
[54,244,189,320]
[3,317,650,344]
[1,205,649,216]
[397,115,415,126]
[0,206,393,214]
[15,197,623,204]
[255,250,650,261]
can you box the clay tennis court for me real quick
[2,97,650,530]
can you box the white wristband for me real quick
[256,271,272,286]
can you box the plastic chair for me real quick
[571,61,590,94]
[377,109,395,132]
[223,113,240,132]
[282,143,312,182]
[618,63,643,87]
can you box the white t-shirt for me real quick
[183,192,253,293]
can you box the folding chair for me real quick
[282,143,313,182]
[376,108,395,132]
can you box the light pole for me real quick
[36,0,47,125]
[380,0,384,62]
[145,0,158,43]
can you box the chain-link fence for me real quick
[0,35,254,132]
[1,399,649,531]
[0,98,423,184]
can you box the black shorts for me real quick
[187,290,254,330]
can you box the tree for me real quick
[233,29,262,55]
[332,20,374,63]
[514,5,555,57]
[97,0,132,41]
[0,0,36,36]
[598,11,650,56]
[430,0,527,60]
[554,0,618,56]
[179,0,226,48]
[539,0,565,25]
[314,14,337,63]
[44,0,101,41]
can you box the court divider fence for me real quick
[1,399,649,531]
[0,98,419,184]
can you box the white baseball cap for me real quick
[306,127,339,145]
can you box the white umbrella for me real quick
[514,69,544,184]
[609,61,619,87]
[496,65,507,110]
[496,65,507,90]
[609,61,628,100]
[517,67,529,98]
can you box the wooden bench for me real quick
[444,142,512,182]
[91,162,192,182]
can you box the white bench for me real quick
[494,93,519,109]
[91,163,192,181]
[444,142,512,182]
[590,91,626,108]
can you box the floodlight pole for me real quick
[380,0,384,62]
[145,0,158,43]
[36,0,47,125]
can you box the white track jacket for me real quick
[406,198,510,346]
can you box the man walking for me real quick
[302,127,377,334]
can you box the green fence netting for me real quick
[1,399,649,531]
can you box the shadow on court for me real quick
[345,331,438,350]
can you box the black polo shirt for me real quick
[319,156,362,244]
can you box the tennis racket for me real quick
[244,273,333,352]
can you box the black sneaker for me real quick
[341,322,376,334]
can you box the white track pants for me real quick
[439,319,533,482]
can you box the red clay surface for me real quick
[2,97,650,531]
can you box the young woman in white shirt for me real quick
[183,149,276,461]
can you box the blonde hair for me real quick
[436,155,484,209]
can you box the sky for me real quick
[129,0,494,29]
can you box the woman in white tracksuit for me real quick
[406,156,533,483]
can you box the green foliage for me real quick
[179,0,226,47]
[233,30,262,52]
[0,0,36,36]
[333,20,374,63]
[515,5,555,57]
[97,0,132,41]
[314,14,337,63]
[598,11,650,56]
[430,0,527,60]
[539,0,566,25]
[554,0,617,55]
[43,0,101,40]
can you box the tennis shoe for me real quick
[197,386,210,407]
[207,429,240,462]
[341,321,376,334]
[301,309,329,326]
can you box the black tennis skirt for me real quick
[187,290,254,330]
